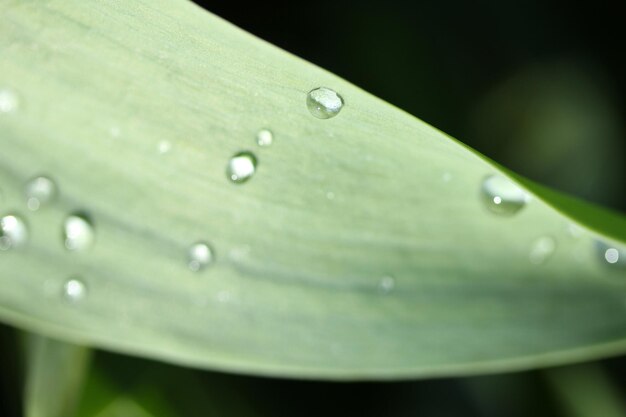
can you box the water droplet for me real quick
[24,176,57,211]
[595,241,625,269]
[62,278,87,302]
[480,175,529,215]
[63,213,95,251]
[157,140,171,154]
[256,129,273,147]
[0,88,19,114]
[326,191,335,200]
[442,172,452,183]
[188,242,214,271]
[529,236,556,265]
[378,275,395,293]
[226,151,257,183]
[306,87,344,119]
[0,214,28,250]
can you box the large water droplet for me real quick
[0,88,19,114]
[226,151,257,183]
[529,236,556,265]
[306,87,344,119]
[63,213,95,251]
[24,176,57,211]
[0,214,28,250]
[256,129,273,147]
[188,242,214,271]
[62,278,87,302]
[481,175,529,215]
[595,241,626,269]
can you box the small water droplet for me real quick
[595,241,625,269]
[256,129,273,147]
[62,278,87,302]
[0,88,19,114]
[529,236,556,265]
[442,172,452,183]
[306,87,344,119]
[378,275,395,293]
[188,242,214,271]
[481,175,529,215]
[226,151,257,183]
[326,191,335,200]
[63,213,95,251]
[157,140,171,154]
[0,214,28,250]
[24,176,57,211]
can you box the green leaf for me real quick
[24,335,91,417]
[0,0,625,380]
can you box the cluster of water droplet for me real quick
[225,87,344,184]
[5,82,625,309]
[0,176,98,302]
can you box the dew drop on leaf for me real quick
[306,87,344,119]
[0,214,28,250]
[226,151,257,184]
[188,242,214,272]
[63,213,95,251]
[24,175,57,211]
[595,240,626,269]
[480,175,529,216]
[256,129,273,147]
[62,278,87,302]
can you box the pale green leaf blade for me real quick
[0,0,625,380]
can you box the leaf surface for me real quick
[0,0,625,380]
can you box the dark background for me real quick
[2,1,625,416]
